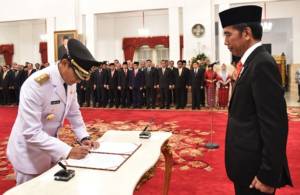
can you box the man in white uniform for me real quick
[7,39,100,185]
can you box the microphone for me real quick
[209,61,219,66]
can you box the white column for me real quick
[46,17,55,65]
[85,13,96,56]
[218,3,231,64]
[168,7,180,63]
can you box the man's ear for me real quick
[243,27,252,40]
[60,58,70,67]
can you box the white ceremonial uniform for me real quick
[7,64,89,179]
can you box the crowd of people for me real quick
[0,62,50,105]
[0,59,237,109]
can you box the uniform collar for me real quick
[240,42,262,65]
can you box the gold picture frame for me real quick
[54,30,78,61]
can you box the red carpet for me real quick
[0,107,299,195]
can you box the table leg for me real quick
[161,141,173,195]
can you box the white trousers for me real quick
[15,170,39,185]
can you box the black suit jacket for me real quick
[144,67,158,88]
[158,68,172,88]
[189,68,205,88]
[118,69,131,88]
[226,46,292,188]
[174,68,189,88]
[1,70,14,88]
[108,70,118,89]
[129,69,144,89]
[91,69,108,88]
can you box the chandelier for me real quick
[138,11,149,36]
[261,2,273,32]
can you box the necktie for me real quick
[236,61,243,78]
[63,83,68,96]
[194,69,197,76]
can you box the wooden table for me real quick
[4,130,173,195]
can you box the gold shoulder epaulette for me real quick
[34,73,50,85]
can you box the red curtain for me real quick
[122,36,184,61]
[39,42,48,64]
[0,44,14,65]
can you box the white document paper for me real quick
[65,141,141,171]
[91,141,140,155]
[66,153,127,171]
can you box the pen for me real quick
[76,140,91,153]
[58,161,67,170]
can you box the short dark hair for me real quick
[232,22,262,40]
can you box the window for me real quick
[134,45,152,62]
[155,44,169,64]
[0,55,5,65]
[134,44,169,64]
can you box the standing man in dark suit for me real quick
[118,62,131,108]
[129,62,144,108]
[219,5,292,195]
[144,59,158,109]
[1,65,14,105]
[168,60,177,106]
[107,63,119,108]
[174,60,189,109]
[189,62,205,110]
[12,63,26,105]
[158,60,172,109]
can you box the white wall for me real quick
[0,20,46,64]
[95,9,173,62]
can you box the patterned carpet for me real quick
[0,107,299,195]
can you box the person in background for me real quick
[118,62,131,108]
[144,59,158,109]
[7,39,100,185]
[219,5,292,195]
[189,62,205,110]
[157,60,172,109]
[216,63,231,108]
[129,62,144,108]
[205,63,217,107]
[1,65,14,105]
[174,60,189,109]
[107,63,119,108]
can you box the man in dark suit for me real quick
[189,62,205,110]
[118,62,131,108]
[91,62,108,107]
[144,59,158,109]
[107,63,119,108]
[1,65,14,105]
[129,62,144,108]
[158,60,172,109]
[168,60,177,106]
[174,60,189,109]
[219,5,292,195]
[12,64,26,105]
[24,63,36,80]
